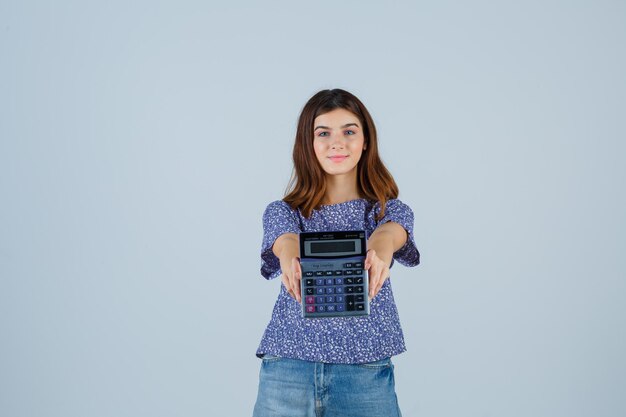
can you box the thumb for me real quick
[365,249,375,269]
[292,257,301,275]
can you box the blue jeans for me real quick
[252,355,402,417]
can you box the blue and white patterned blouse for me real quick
[256,198,420,364]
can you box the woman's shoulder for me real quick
[370,198,413,212]
[263,199,299,219]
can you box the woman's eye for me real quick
[345,130,355,135]
[318,131,329,137]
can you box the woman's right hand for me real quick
[273,233,302,303]
[280,257,302,303]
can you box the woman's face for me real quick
[312,108,366,177]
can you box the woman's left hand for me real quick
[364,249,390,300]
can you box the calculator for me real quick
[299,230,369,318]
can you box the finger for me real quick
[375,267,389,297]
[371,260,385,299]
[368,264,380,299]
[371,265,390,299]
[292,258,302,302]
[281,273,295,299]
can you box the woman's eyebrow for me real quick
[314,123,360,131]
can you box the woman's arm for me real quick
[272,233,302,302]
[366,222,409,299]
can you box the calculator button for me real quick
[326,305,336,312]
[305,279,314,286]
[336,304,345,312]
[326,287,334,294]
[316,305,326,312]
[333,270,343,276]
[316,278,324,286]
[316,296,325,304]
[344,263,353,268]
[304,271,314,277]
[326,296,335,303]
[355,294,364,302]
[325,271,333,276]
[356,303,365,311]
[306,305,315,313]
[346,295,355,311]
[325,278,334,285]
[345,270,354,275]
[335,287,344,294]
[345,278,354,285]
[354,277,364,284]
[355,286,364,293]
[334,278,343,285]
[316,288,325,295]
[306,296,315,304]
[345,286,354,293]
[306,288,314,295]
[355,262,363,268]
[315,271,324,276]
[355,269,363,275]
[336,295,344,303]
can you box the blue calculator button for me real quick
[316,288,325,295]
[336,295,345,303]
[336,304,345,312]
[326,287,334,294]
[335,286,344,294]
[335,278,343,285]
[325,278,334,285]
[326,296,335,303]
[316,278,324,286]
[316,305,326,312]
[326,305,336,312]
[316,296,325,304]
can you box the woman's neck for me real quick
[323,173,361,205]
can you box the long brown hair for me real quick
[284,89,399,220]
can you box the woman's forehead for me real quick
[314,108,360,127]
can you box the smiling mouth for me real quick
[328,155,348,162]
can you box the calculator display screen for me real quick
[300,231,366,258]
[310,240,356,255]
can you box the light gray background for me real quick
[1,1,625,416]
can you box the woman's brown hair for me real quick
[284,89,399,220]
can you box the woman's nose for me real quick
[330,133,345,148]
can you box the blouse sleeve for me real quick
[376,199,420,268]
[260,200,302,280]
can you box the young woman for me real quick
[253,89,420,417]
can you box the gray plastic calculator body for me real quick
[299,231,369,318]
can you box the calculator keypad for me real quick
[301,261,369,317]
